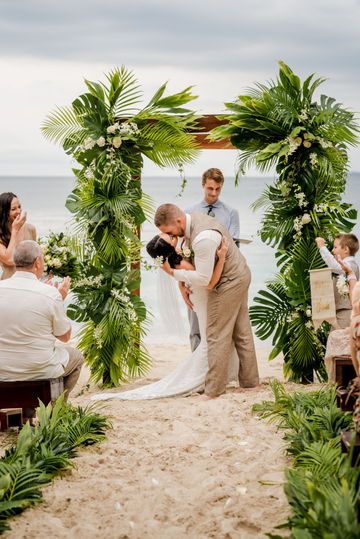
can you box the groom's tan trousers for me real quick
[205,265,259,397]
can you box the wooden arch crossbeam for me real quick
[190,115,234,149]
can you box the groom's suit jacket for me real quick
[188,213,248,288]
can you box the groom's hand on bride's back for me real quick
[179,282,193,310]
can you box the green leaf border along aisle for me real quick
[42,67,199,386]
[211,61,359,382]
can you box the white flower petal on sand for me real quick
[236,486,247,495]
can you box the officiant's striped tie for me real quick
[207,205,215,217]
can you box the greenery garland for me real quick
[254,382,360,537]
[42,67,199,386]
[0,397,110,534]
[211,61,359,382]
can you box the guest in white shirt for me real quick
[0,240,83,405]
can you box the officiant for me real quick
[185,168,240,351]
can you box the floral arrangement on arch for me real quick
[211,61,359,382]
[42,67,199,386]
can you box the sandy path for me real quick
[1,344,290,539]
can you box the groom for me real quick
[154,203,259,399]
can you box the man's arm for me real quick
[172,231,222,287]
[56,327,71,343]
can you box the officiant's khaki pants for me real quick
[205,266,259,397]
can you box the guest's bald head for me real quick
[14,240,42,268]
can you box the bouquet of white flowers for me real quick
[40,232,79,278]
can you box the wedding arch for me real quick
[42,62,358,387]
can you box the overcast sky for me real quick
[0,0,359,178]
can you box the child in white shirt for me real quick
[316,233,359,328]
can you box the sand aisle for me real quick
[2,344,290,539]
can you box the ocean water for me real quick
[1,174,359,342]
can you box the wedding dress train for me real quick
[91,287,238,401]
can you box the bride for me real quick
[91,233,237,401]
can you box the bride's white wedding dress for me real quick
[91,286,238,401]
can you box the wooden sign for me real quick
[309,268,337,329]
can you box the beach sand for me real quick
[1,343,292,539]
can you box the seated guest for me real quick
[0,240,83,407]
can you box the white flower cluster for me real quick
[42,244,68,271]
[286,311,299,323]
[84,167,94,179]
[111,289,130,303]
[181,247,192,258]
[79,122,140,156]
[298,109,309,121]
[309,152,318,167]
[317,137,332,149]
[313,202,328,213]
[93,326,103,349]
[154,255,164,268]
[277,180,291,197]
[76,275,103,287]
[127,306,138,322]
[286,136,303,156]
[336,274,349,298]
[294,191,308,208]
[293,214,311,239]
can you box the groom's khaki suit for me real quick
[188,214,259,397]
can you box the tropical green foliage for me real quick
[254,383,360,538]
[0,397,110,533]
[42,67,199,385]
[211,61,359,382]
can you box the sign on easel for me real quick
[309,268,336,329]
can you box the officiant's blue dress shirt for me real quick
[186,200,240,241]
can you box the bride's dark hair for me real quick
[146,235,183,268]
[0,192,17,247]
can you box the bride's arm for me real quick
[207,238,228,289]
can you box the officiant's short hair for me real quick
[154,204,183,226]
[202,168,224,186]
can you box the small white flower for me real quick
[107,123,119,134]
[306,308,312,317]
[112,136,122,148]
[182,247,192,258]
[84,167,94,179]
[52,258,62,268]
[293,216,303,232]
[298,109,308,121]
[286,136,302,156]
[83,137,96,150]
[301,213,311,225]
[154,256,164,268]
[317,137,332,149]
[93,326,103,349]
[294,191,308,208]
[96,136,106,147]
[309,153,318,167]
[305,321,313,329]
